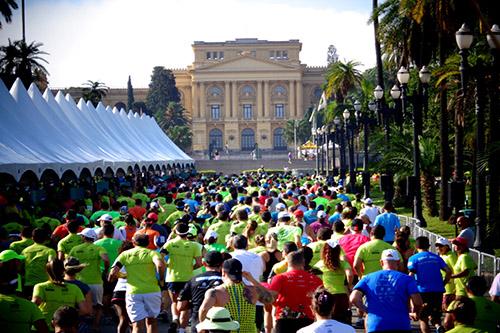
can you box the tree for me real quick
[132,101,149,115]
[326,45,339,65]
[0,39,49,88]
[127,75,134,111]
[154,102,191,152]
[146,66,180,114]
[325,60,362,103]
[165,125,192,152]
[82,80,109,107]
[0,0,18,29]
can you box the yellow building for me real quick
[174,38,326,154]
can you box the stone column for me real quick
[264,81,270,118]
[296,80,303,118]
[191,82,199,118]
[224,81,231,120]
[289,80,296,118]
[257,81,263,118]
[199,82,206,119]
[231,81,238,119]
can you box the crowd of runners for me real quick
[0,169,499,333]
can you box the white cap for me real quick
[276,203,286,211]
[435,237,451,247]
[150,201,159,208]
[277,211,291,220]
[97,214,113,222]
[364,198,373,205]
[317,210,327,219]
[381,249,401,261]
[78,228,97,240]
[204,230,218,241]
[326,239,339,249]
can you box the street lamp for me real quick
[334,115,346,184]
[358,100,374,198]
[343,109,356,193]
[397,65,428,227]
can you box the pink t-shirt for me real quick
[338,233,370,268]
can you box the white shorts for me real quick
[89,284,103,306]
[125,292,162,323]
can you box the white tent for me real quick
[0,78,193,181]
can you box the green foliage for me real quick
[154,102,191,152]
[82,80,109,107]
[146,66,180,114]
[164,125,192,152]
[284,107,314,144]
[0,39,49,88]
[0,0,18,29]
[132,101,149,115]
[325,60,363,103]
[127,75,134,112]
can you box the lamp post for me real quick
[334,116,346,184]
[344,109,356,193]
[329,125,337,176]
[397,65,429,227]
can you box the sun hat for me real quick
[78,228,97,240]
[381,249,401,261]
[64,257,88,272]
[175,223,190,236]
[204,230,218,241]
[317,210,327,219]
[97,214,113,222]
[223,258,243,281]
[435,237,452,248]
[326,239,339,249]
[451,237,468,247]
[196,307,240,332]
[0,249,24,262]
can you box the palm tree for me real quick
[82,80,109,107]
[324,60,362,103]
[0,0,18,29]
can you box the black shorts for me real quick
[111,290,126,306]
[420,292,443,321]
[167,281,187,294]
[103,279,117,295]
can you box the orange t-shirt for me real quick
[134,228,160,250]
[129,206,146,220]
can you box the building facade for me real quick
[174,38,326,154]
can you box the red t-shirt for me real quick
[129,206,146,220]
[134,228,159,250]
[338,233,370,268]
[269,269,323,320]
[52,224,84,241]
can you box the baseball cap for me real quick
[0,249,24,262]
[276,203,286,211]
[175,223,190,236]
[435,237,451,248]
[326,239,339,249]
[451,237,469,247]
[119,206,128,214]
[97,214,113,222]
[215,203,226,212]
[293,209,304,218]
[364,198,373,205]
[146,212,158,222]
[78,228,97,240]
[150,201,159,209]
[204,230,218,241]
[223,258,243,281]
[204,251,224,267]
[381,249,401,261]
[277,211,291,220]
[317,210,327,219]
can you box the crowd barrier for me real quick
[398,215,500,287]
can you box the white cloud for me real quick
[0,0,374,88]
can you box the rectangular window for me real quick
[219,51,224,59]
[206,52,212,60]
[243,104,253,120]
[251,50,256,57]
[275,104,285,118]
[211,104,221,120]
[269,50,275,59]
[276,50,282,59]
[282,50,288,59]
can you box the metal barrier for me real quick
[398,215,500,286]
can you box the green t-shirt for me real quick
[230,221,247,235]
[32,217,60,231]
[313,197,329,210]
[307,240,326,267]
[163,237,202,282]
[90,210,110,223]
[444,324,485,333]
[3,222,23,234]
[453,252,476,297]
[207,221,231,246]
[116,196,135,208]
[270,224,302,251]
[57,233,82,255]
[115,246,162,294]
[69,242,107,285]
[315,259,350,294]
[162,203,177,222]
[470,296,500,332]
[21,243,56,286]
[165,211,186,228]
[9,238,34,254]
[33,281,84,327]
[249,245,267,254]
[441,251,458,295]
[0,293,45,332]
[132,193,149,205]
[354,239,396,276]
[204,243,227,253]
[94,238,122,272]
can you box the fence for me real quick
[398,215,500,287]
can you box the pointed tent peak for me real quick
[120,109,128,116]
[112,106,119,114]
[106,106,113,113]
[0,78,15,111]
[127,110,134,117]
[43,87,55,102]
[9,77,30,103]
[86,101,97,112]
[77,98,87,109]
[27,82,43,100]
[134,112,140,118]
[54,90,66,103]
[95,102,107,113]
[65,94,78,109]
[119,107,126,114]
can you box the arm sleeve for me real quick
[407,256,416,272]
[406,276,419,295]
[33,283,44,300]
[353,276,368,293]
[268,274,282,292]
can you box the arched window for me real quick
[209,86,222,97]
[273,128,287,150]
[274,85,286,95]
[209,129,223,150]
[313,87,322,99]
[242,85,254,96]
[241,128,255,151]
[114,102,126,111]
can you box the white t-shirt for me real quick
[489,273,500,297]
[297,319,355,333]
[231,249,265,285]
[360,206,379,224]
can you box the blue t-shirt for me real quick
[354,269,418,332]
[304,209,318,225]
[328,212,341,224]
[183,198,200,213]
[374,212,401,242]
[407,251,447,293]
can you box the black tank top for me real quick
[263,250,280,280]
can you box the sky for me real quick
[0,0,375,88]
